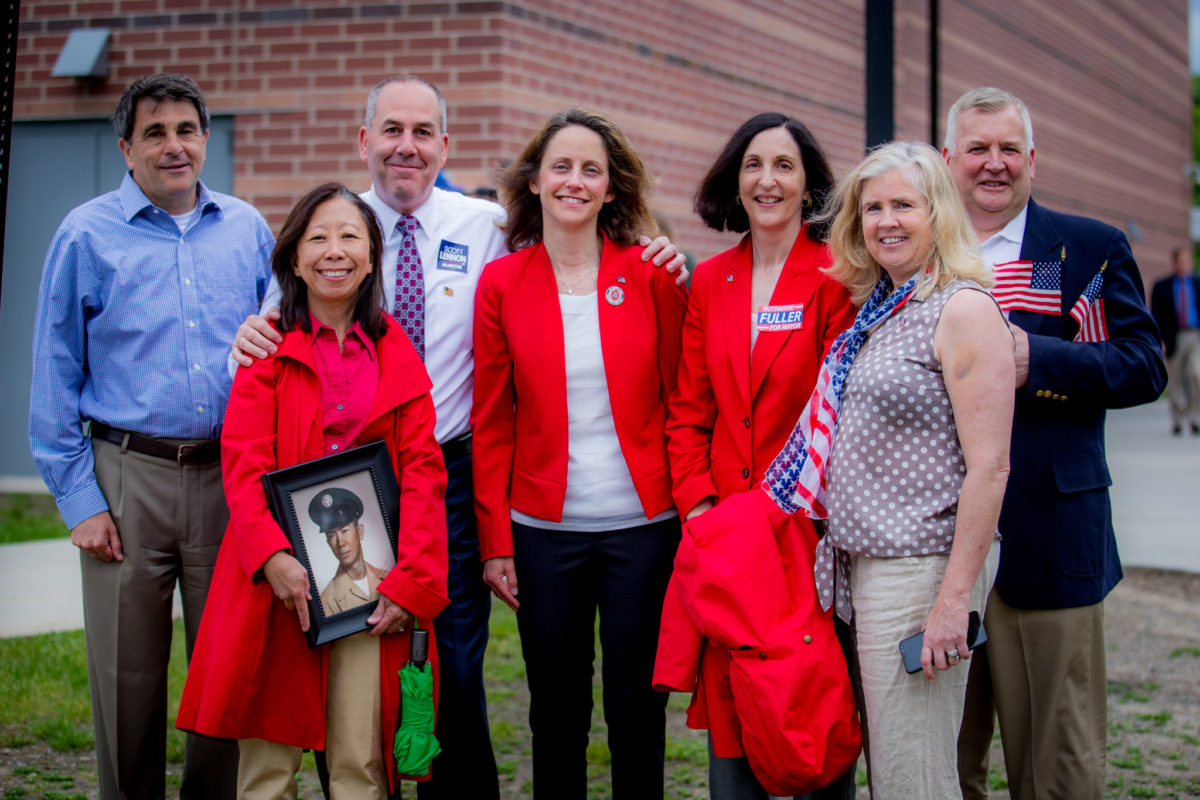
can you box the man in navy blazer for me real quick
[1150,248,1200,435]
[945,88,1166,800]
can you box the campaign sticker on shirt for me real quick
[755,303,804,331]
[436,240,469,273]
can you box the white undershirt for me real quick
[171,207,199,234]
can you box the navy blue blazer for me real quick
[1150,272,1200,357]
[995,199,1166,611]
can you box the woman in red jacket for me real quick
[661,113,858,799]
[177,183,449,799]
[471,108,687,798]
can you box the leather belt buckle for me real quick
[176,442,215,465]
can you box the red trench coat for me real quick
[653,491,861,794]
[177,318,450,790]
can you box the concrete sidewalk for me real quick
[1107,400,1200,572]
[0,536,183,638]
[1,400,1197,639]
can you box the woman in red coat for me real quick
[471,108,687,798]
[177,183,449,799]
[660,114,858,799]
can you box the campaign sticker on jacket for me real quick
[755,303,804,331]
[437,240,469,273]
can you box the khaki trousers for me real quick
[957,591,1107,800]
[238,632,385,799]
[86,436,237,800]
[850,540,999,800]
[1167,328,1200,428]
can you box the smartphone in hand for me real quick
[899,610,986,674]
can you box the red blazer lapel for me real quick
[750,235,823,400]
[273,329,324,461]
[361,319,435,439]
[721,238,753,410]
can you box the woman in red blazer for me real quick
[471,109,687,798]
[662,114,857,799]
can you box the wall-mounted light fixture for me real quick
[51,29,111,79]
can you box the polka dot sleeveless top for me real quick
[825,279,987,560]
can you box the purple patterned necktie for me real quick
[394,214,425,359]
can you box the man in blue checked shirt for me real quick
[28,73,274,800]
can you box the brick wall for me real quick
[896,0,1191,282]
[16,0,1190,276]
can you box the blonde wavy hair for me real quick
[824,140,990,304]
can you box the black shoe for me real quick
[1174,424,1183,436]
[1192,424,1200,436]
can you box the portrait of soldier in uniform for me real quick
[308,487,389,617]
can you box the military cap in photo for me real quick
[308,487,364,533]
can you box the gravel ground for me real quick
[2,566,1198,799]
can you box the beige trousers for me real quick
[1167,328,1200,428]
[957,591,1107,800]
[851,539,999,800]
[238,632,385,799]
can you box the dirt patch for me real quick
[964,568,1200,800]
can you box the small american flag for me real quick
[1069,262,1109,342]
[993,260,1063,315]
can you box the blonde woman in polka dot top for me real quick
[820,141,1015,798]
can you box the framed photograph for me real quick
[261,441,399,647]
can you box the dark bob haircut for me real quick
[112,73,210,143]
[693,112,835,242]
[272,182,388,340]
[497,107,657,252]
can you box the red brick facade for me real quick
[16,0,1190,277]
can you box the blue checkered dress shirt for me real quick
[29,173,275,529]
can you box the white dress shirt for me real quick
[979,203,1029,271]
[362,187,508,442]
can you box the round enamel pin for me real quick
[605,286,625,306]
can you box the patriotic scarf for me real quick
[763,271,919,518]
[763,271,919,617]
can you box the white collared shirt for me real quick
[242,186,508,443]
[979,203,1028,271]
[362,187,508,442]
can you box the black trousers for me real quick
[513,516,681,799]
[417,447,499,798]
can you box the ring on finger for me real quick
[947,648,960,660]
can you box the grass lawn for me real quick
[0,494,67,545]
[0,610,711,799]
[0,621,187,760]
[0,494,713,797]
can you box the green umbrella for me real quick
[393,654,441,774]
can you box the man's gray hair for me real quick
[944,87,1034,154]
[364,74,447,134]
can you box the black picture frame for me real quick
[261,441,400,647]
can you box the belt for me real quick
[440,433,472,463]
[90,422,221,465]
